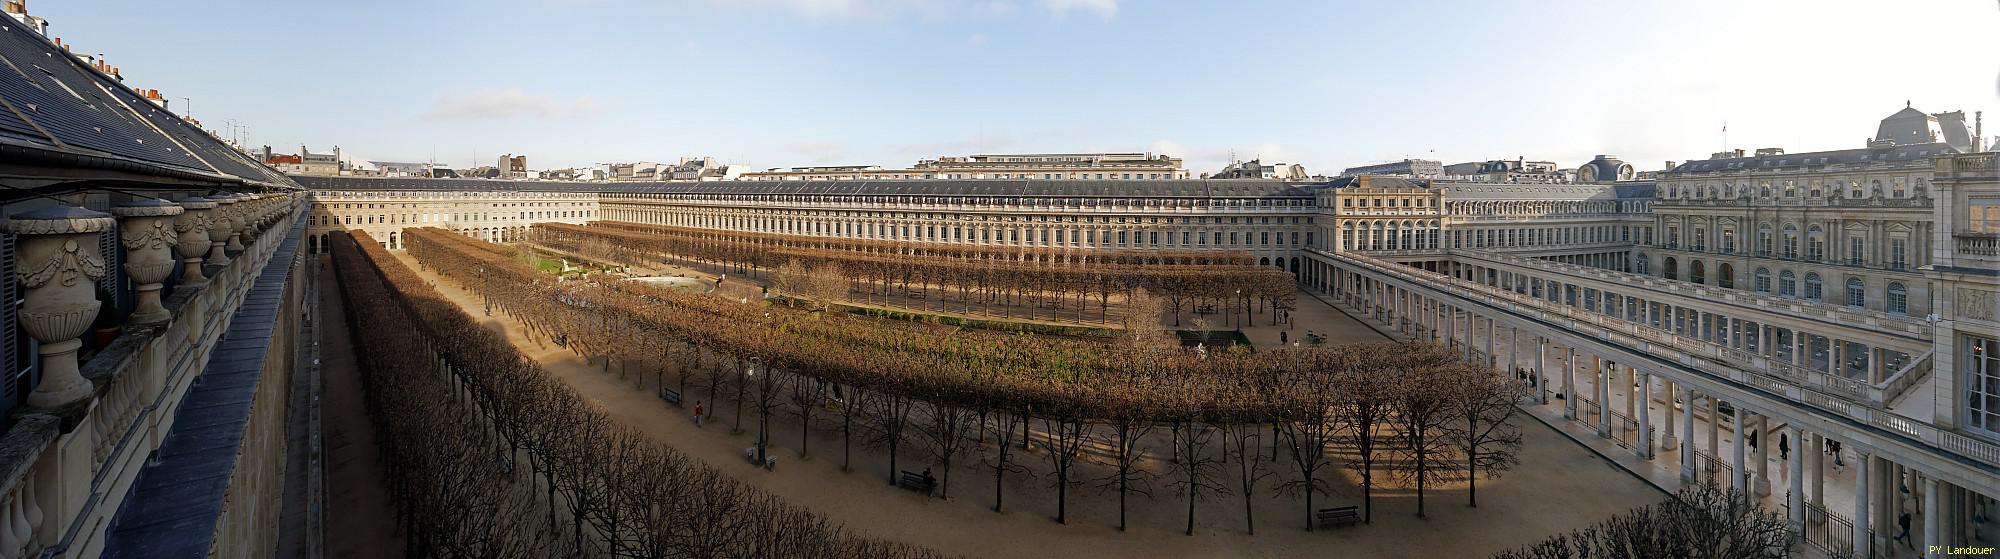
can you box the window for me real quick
[1891,239,1908,270]
[1804,273,1823,301]
[1722,229,1736,253]
[1971,196,2000,233]
[1692,227,1707,251]
[1758,226,1773,255]
[1887,282,1908,314]
[1779,271,1797,296]
[1783,225,1799,259]
[1966,335,2000,436]
[1754,268,1772,293]
[1849,238,1865,265]
[1806,226,1825,261]
[1846,277,1865,307]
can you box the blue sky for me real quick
[31,0,2000,174]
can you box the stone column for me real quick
[1508,326,1520,378]
[1483,316,1494,369]
[1536,337,1549,405]
[206,195,239,266]
[1707,396,1720,472]
[1563,347,1577,419]
[1662,380,1678,447]
[174,197,217,287]
[1680,387,1696,480]
[1637,371,1652,459]
[1732,404,1748,492]
[1854,451,1872,559]
[6,206,117,409]
[1596,355,1610,437]
[109,199,184,325]
[1789,426,1805,537]
[1924,477,1942,551]
[1754,415,1772,497]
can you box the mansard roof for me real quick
[1667,143,1956,174]
[0,22,297,191]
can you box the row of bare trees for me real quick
[331,230,953,558]
[532,222,1297,324]
[405,227,1534,535]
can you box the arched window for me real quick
[1887,282,1908,314]
[1804,273,1823,301]
[1635,253,1650,274]
[1754,268,1772,292]
[1690,260,1706,284]
[1846,277,1865,307]
[1718,263,1735,288]
[1780,271,1797,296]
[1662,257,1678,280]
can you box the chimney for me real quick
[1978,111,1985,152]
[1665,161,1677,171]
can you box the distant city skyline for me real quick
[30,0,2000,174]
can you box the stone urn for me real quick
[174,197,218,287]
[5,206,116,410]
[206,195,239,266]
[110,198,185,325]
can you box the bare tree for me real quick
[1390,347,1462,518]
[1041,406,1091,525]
[1447,367,1526,508]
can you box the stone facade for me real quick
[305,188,598,252]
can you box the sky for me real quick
[29,0,2000,175]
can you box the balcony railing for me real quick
[0,192,307,559]
[1956,232,1999,257]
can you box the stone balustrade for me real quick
[0,191,308,559]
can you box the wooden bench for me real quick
[897,470,937,496]
[660,387,683,405]
[1315,506,1361,529]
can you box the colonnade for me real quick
[1304,250,1993,558]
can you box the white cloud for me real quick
[423,88,602,120]
[1041,0,1116,19]
[967,32,989,46]
[1148,139,1185,158]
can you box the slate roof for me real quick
[296,175,1321,198]
[101,217,306,559]
[1667,143,1956,174]
[0,21,295,189]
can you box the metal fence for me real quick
[1800,501,1857,558]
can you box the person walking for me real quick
[1280,331,1288,344]
[1894,511,1913,549]
[1778,432,1790,461]
[694,401,705,428]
